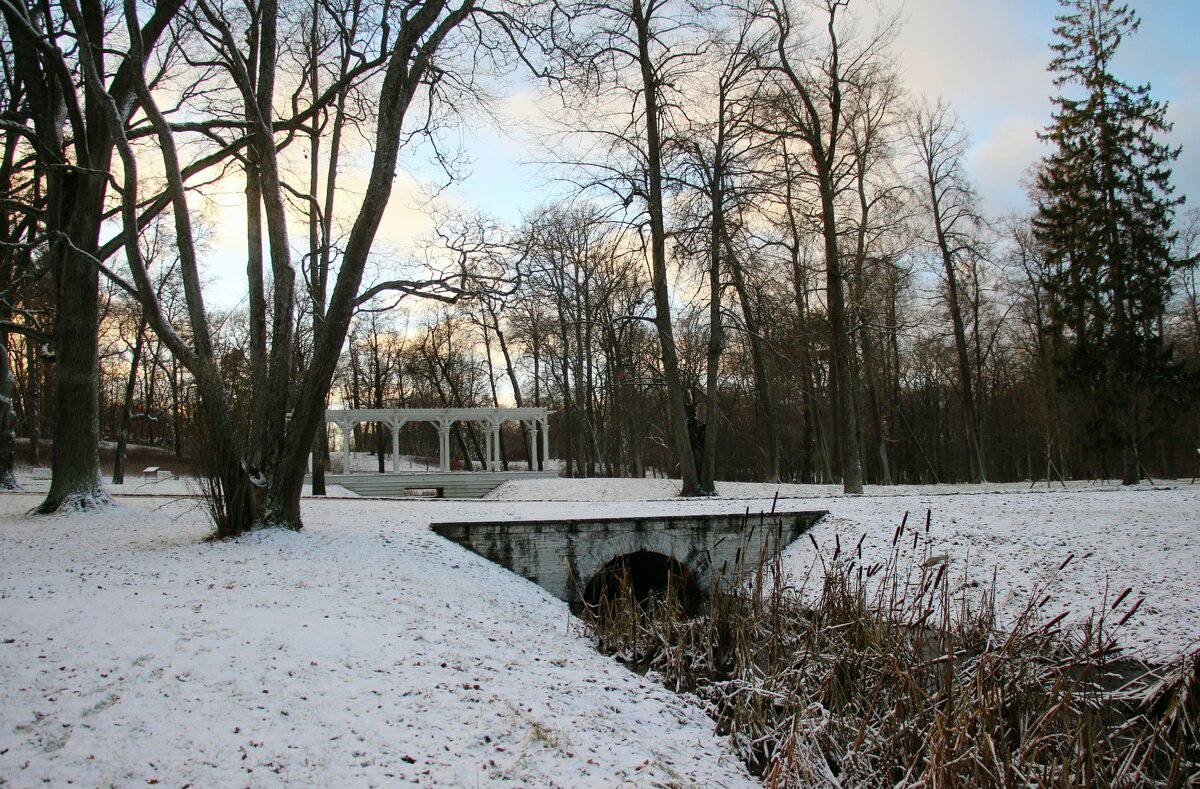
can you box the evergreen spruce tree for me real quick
[1033,0,1191,484]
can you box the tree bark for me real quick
[822,181,864,494]
[699,162,724,495]
[39,166,109,511]
[26,338,41,466]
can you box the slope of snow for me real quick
[0,492,753,787]
[3,477,1198,785]
[784,486,1200,661]
[490,477,1200,660]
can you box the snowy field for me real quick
[2,475,1198,786]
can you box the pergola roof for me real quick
[323,407,553,475]
[325,407,551,425]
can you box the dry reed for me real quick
[581,510,1200,787]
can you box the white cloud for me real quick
[890,0,1197,217]
[194,162,452,309]
[969,114,1048,214]
[894,0,1053,110]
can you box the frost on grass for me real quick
[1,477,1197,785]
[29,488,116,515]
[0,490,756,787]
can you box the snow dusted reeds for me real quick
[582,510,1200,787]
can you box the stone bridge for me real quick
[431,510,827,610]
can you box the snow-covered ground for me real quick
[2,475,1198,786]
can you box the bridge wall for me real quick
[324,471,557,499]
[431,511,826,607]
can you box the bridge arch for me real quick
[583,551,702,615]
[574,531,714,610]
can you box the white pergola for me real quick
[324,407,551,474]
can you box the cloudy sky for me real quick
[196,0,1197,307]
[896,0,1198,215]
[452,0,1199,222]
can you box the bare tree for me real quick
[670,8,774,491]
[760,0,896,493]
[0,37,38,489]
[87,0,538,534]
[910,98,988,483]
[842,58,904,485]
[1175,208,1200,357]
[0,0,185,510]
[547,0,706,493]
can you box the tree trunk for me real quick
[0,127,21,489]
[493,319,526,470]
[728,256,780,483]
[861,331,891,485]
[112,315,148,484]
[821,183,864,494]
[310,426,328,495]
[0,323,17,489]
[170,357,183,459]
[38,169,110,512]
[937,242,987,483]
[633,0,699,496]
[26,338,41,466]
[560,333,574,477]
[784,166,831,484]
[699,167,724,495]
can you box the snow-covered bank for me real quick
[0,492,753,787]
[785,485,1200,661]
[489,477,1200,660]
[2,477,1197,785]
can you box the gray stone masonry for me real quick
[431,510,827,608]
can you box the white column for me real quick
[485,424,493,472]
[391,419,401,473]
[540,416,549,472]
[492,420,502,471]
[342,421,352,476]
[439,421,451,472]
[524,419,538,472]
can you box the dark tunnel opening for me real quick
[582,551,702,618]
